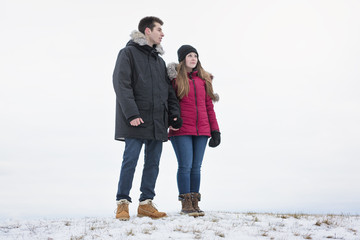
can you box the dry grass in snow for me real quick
[1,212,359,239]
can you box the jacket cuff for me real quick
[127,115,140,122]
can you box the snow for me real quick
[1,211,359,240]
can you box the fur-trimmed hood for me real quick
[166,62,219,102]
[167,62,178,80]
[129,30,165,55]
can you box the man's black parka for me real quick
[113,31,180,141]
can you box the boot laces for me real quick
[148,200,158,210]
[115,205,124,214]
[115,200,129,213]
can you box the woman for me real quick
[167,45,221,217]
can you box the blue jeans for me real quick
[116,138,162,202]
[170,135,208,194]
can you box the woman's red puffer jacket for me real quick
[168,71,219,137]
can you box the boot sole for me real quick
[116,217,130,221]
[180,212,199,217]
[137,214,167,219]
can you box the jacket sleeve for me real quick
[167,76,181,118]
[205,94,219,131]
[113,49,140,121]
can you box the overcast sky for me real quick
[1,0,360,219]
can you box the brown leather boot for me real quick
[137,199,167,219]
[116,199,130,221]
[191,192,205,216]
[179,193,199,217]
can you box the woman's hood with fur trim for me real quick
[166,62,219,102]
[167,62,178,80]
[130,30,165,55]
[166,62,216,82]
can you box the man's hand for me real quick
[130,118,144,126]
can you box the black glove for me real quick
[169,116,183,129]
[209,131,221,147]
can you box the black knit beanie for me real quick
[177,45,198,62]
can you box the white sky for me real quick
[1,0,360,219]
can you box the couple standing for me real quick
[112,16,221,221]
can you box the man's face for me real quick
[147,22,164,46]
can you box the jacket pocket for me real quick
[135,100,152,128]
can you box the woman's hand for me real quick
[209,131,221,147]
[169,116,183,130]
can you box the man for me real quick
[112,16,182,220]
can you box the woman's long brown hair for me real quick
[175,60,217,100]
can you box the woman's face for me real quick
[185,52,198,72]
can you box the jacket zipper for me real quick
[189,73,199,135]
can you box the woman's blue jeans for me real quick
[170,135,208,194]
[116,138,162,202]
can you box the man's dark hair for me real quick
[138,16,163,34]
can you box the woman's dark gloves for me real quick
[169,116,183,129]
[209,131,221,147]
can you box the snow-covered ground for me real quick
[1,212,359,240]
